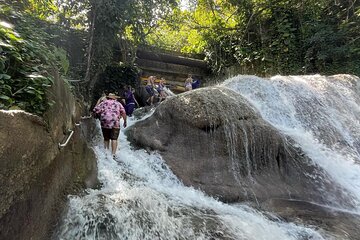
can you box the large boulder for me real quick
[0,72,98,240]
[127,86,351,206]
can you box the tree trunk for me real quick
[84,6,96,85]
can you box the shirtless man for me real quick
[145,76,156,105]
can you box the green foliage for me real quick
[0,22,52,114]
[55,0,90,29]
[0,5,69,115]
[53,47,70,75]
[146,0,360,76]
[86,0,178,96]
[26,0,58,19]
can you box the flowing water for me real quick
[222,74,360,211]
[55,116,325,239]
[55,74,360,239]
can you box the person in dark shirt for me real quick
[123,85,139,117]
[191,76,201,89]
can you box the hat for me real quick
[107,93,120,99]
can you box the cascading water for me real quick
[54,111,326,239]
[222,74,360,211]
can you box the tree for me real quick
[146,0,360,76]
[83,0,178,98]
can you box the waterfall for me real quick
[222,74,360,211]
[54,112,325,239]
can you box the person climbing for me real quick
[123,85,139,117]
[145,75,156,105]
[185,74,193,91]
[92,93,127,158]
[157,77,168,101]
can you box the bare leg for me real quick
[111,140,118,155]
[104,140,110,149]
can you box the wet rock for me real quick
[261,198,360,239]
[0,72,98,240]
[126,86,352,207]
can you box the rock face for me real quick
[0,73,98,240]
[127,87,351,205]
[262,198,360,239]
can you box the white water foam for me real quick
[55,111,325,239]
[222,74,360,210]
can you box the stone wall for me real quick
[0,73,98,240]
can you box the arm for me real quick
[122,112,127,128]
[133,95,140,107]
[93,101,104,117]
[118,103,127,128]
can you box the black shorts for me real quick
[101,128,120,140]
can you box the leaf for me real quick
[32,66,40,71]
[0,74,11,80]
[25,89,36,94]
[0,21,14,29]
[0,84,11,91]
[7,32,22,42]
[0,95,10,100]
[0,40,14,49]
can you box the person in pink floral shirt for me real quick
[93,93,127,157]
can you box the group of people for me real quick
[92,85,139,159]
[93,74,200,158]
[145,76,168,105]
[93,77,170,158]
[184,74,201,91]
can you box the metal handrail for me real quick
[58,129,74,148]
[58,115,92,148]
[81,115,92,119]
[67,79,83,82]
